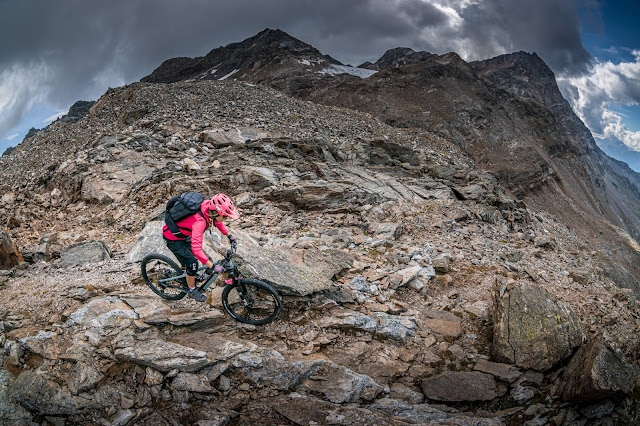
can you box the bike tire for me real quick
[222,278,282,325]
[141,254,187,300]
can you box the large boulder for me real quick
[295,361,384,403]
[60,241,111,268]
[214,229,352,296]
[561,338,636,401]
[0,229,23,269]
[492,282,583,371]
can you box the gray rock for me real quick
[370,398,502,425]
[316,309,377,332]
[232,348,304,390]
[67,296,138,328]
[389,384,424,404]
[371,312,417,342]
[67,361,104,395]
[510,385,536,404]
[144,367,164,386]
[534,236,556,249]
[524,418,548,426]
[0,371,32,424]
[432,256,449,273]
[8,370,99,415]
[473,359,521,383]
[395,265,422,288]
[349,276,370,292]
[421,371,498,402]
[453,184,485,201]
[212,229,352,296]
[171,372,214,393]
[272,393,398,425]
[579,400,616,419]
[114,339,212,372]
[562,338,636,401]
[492,282,583,371]
[112,409,135,426]
[60,241,111,268]
[296,361,384,403]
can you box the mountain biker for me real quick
[163,193,239,302]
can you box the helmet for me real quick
[209,193,240,220]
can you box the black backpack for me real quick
[165,192,207,238]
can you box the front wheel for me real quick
[141,254,187,300]
[222,278,282,325]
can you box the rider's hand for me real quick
[214,265,224,273]
[228,234,237,243]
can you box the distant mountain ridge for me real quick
[359,47,436,70]
[140,28,640,291]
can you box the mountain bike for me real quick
[140,240,281,325]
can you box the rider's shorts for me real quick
[164,237,198,276]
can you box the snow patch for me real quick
[219,69,239,80]
[319,65,377,78]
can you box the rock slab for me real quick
[114,339,212,372]
[60,241,111,268]
[421,371,498,402]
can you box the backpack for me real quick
[165,192,207,238]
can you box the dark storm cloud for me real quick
[459,0,592,74]
[0,0,594,141]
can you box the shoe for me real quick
[187,287,206,302]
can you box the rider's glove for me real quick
[214,265,224,273]
[228,234,237,243]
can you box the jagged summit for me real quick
[141,28,343,84]
[471,51,562,107]
[359,47,435,70]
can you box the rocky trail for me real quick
[0,80,639,425]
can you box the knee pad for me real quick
[186,261,198,276]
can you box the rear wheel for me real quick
[222,278,281,325]
[141,254,187,300]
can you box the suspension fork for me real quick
[226,269,250,306]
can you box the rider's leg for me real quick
[186,273,196,290]
[164,238,199,288]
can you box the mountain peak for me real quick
[141,28,341,84]
[360,47,435,70]
[238,28,314,52]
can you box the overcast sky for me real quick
[1,0,639,169]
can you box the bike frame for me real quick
[155,251,240,294]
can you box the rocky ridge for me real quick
[0,77,639,424]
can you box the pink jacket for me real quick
[163,199,228,264]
